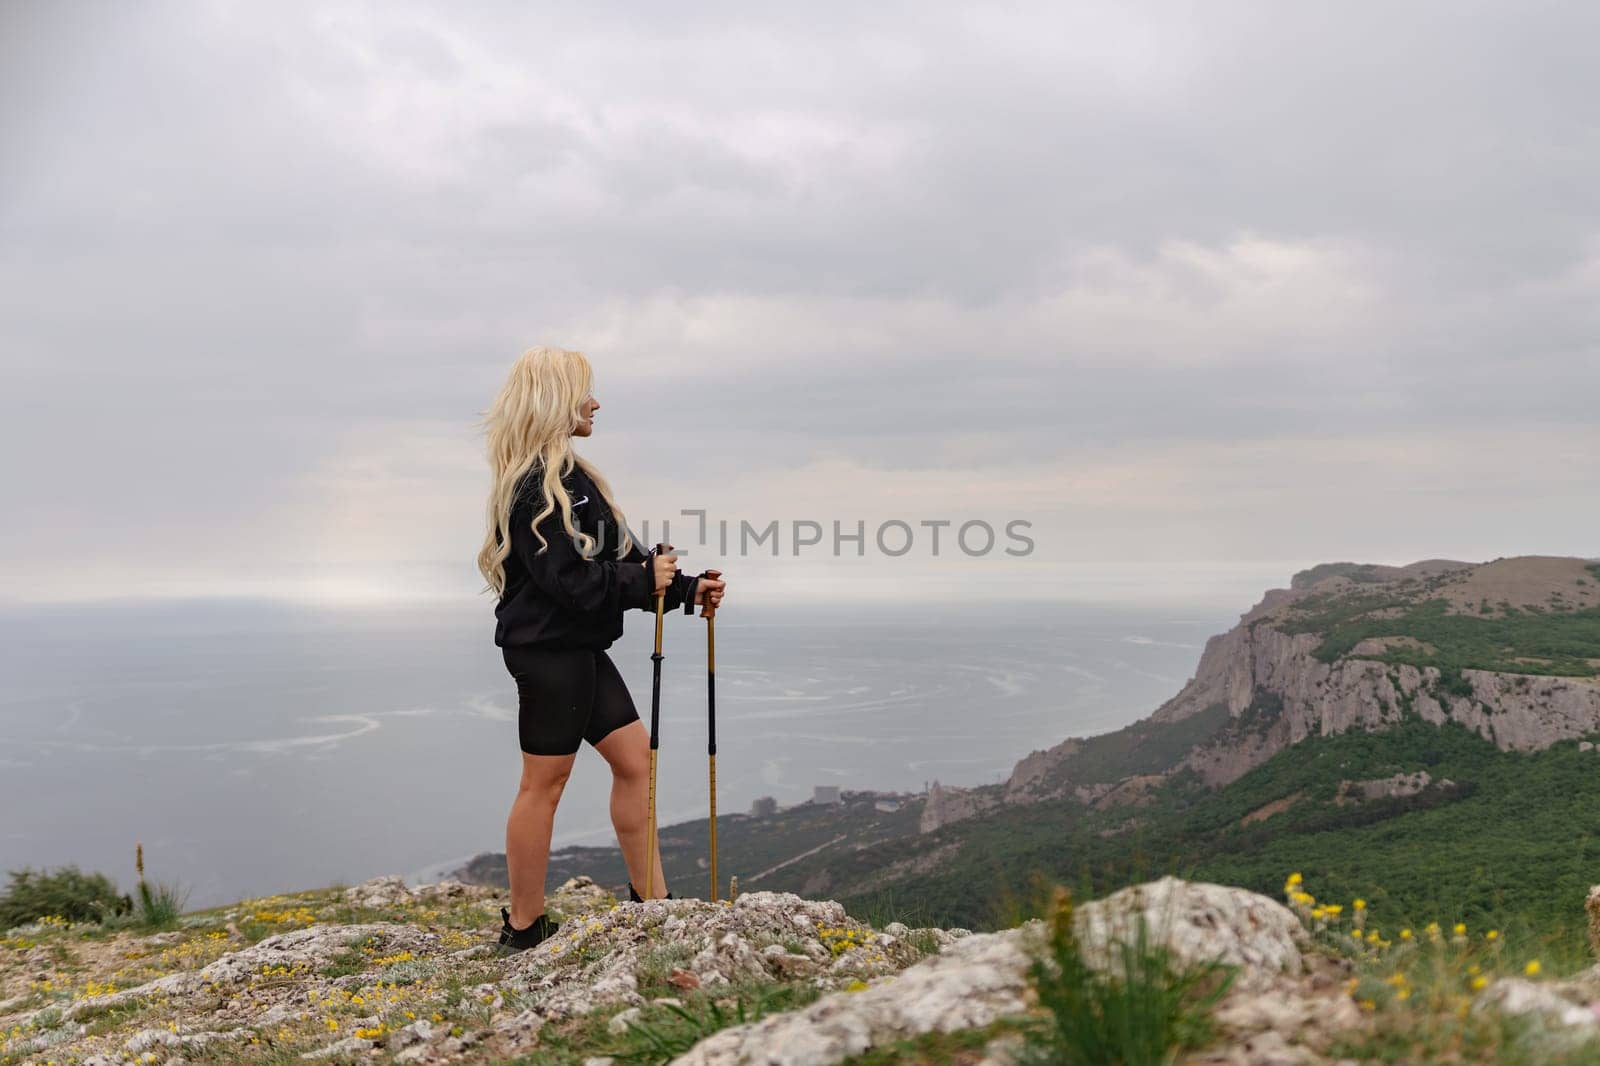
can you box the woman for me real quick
[476,345,727,955]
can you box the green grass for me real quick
[634,941,700,997]
[512,982,823,1066]
[131,878,188,932]
[838,1022,1017,1064]
[318,940,375,979]
[843,887,944,932]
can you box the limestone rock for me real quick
[919,780,1001,833]
[387,1018,433,1048]
[545,874,613,917]
[1185,1028,1322,1065]
[341,875,495,910]
[58,923,437,1020]
[607,1006,642,1035]
[1074,877,1309,991]
[1476,977,1600,1031]
[469,890,941,1056]
[1588,885,1600,960]
[1334,770,1435,804]
[342,875,414,908]
[669,924,1038,1065]
[301,1035,377,1059]
[122,1027,254,1053]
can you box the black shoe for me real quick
[495,907,559,956]
[627,881,674,903]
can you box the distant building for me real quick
[813,785,841,805]
[750,796,778,817]
[874,799,900,812]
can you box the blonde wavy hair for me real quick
[476,345,635,598]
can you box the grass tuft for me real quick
[1016,885,1235,1066]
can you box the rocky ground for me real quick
[4,874,1600,1065]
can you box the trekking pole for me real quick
[645,543,669,901]
[700,569,723,901]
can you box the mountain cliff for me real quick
[997,554,1600,807]
[736,555,1600,933]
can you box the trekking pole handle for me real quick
[699,569,723,619]
[652,544,675,586]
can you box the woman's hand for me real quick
[694,573,726,609]
[648,546,679,595]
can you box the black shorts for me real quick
[501,645,641,756]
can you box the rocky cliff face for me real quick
[918,780,1001,833]
[997,555,1600,807]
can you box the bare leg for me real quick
[593,720,668,898]
[505,750,576,927]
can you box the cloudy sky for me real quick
[3,0,1596,611]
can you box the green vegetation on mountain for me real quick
[1289,561,1405,588]
[1025,702,1232,794]
[487,694,1600,958]
[1278,594,1600,677]
[813,719,1600,958]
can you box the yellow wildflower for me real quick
[1525,960,1541,977]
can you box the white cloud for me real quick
[553,233,1387,380]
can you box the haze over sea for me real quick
[0,599,1229,907]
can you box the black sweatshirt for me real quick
[493,460,699,650]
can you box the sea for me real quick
[0,598,1231,908]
